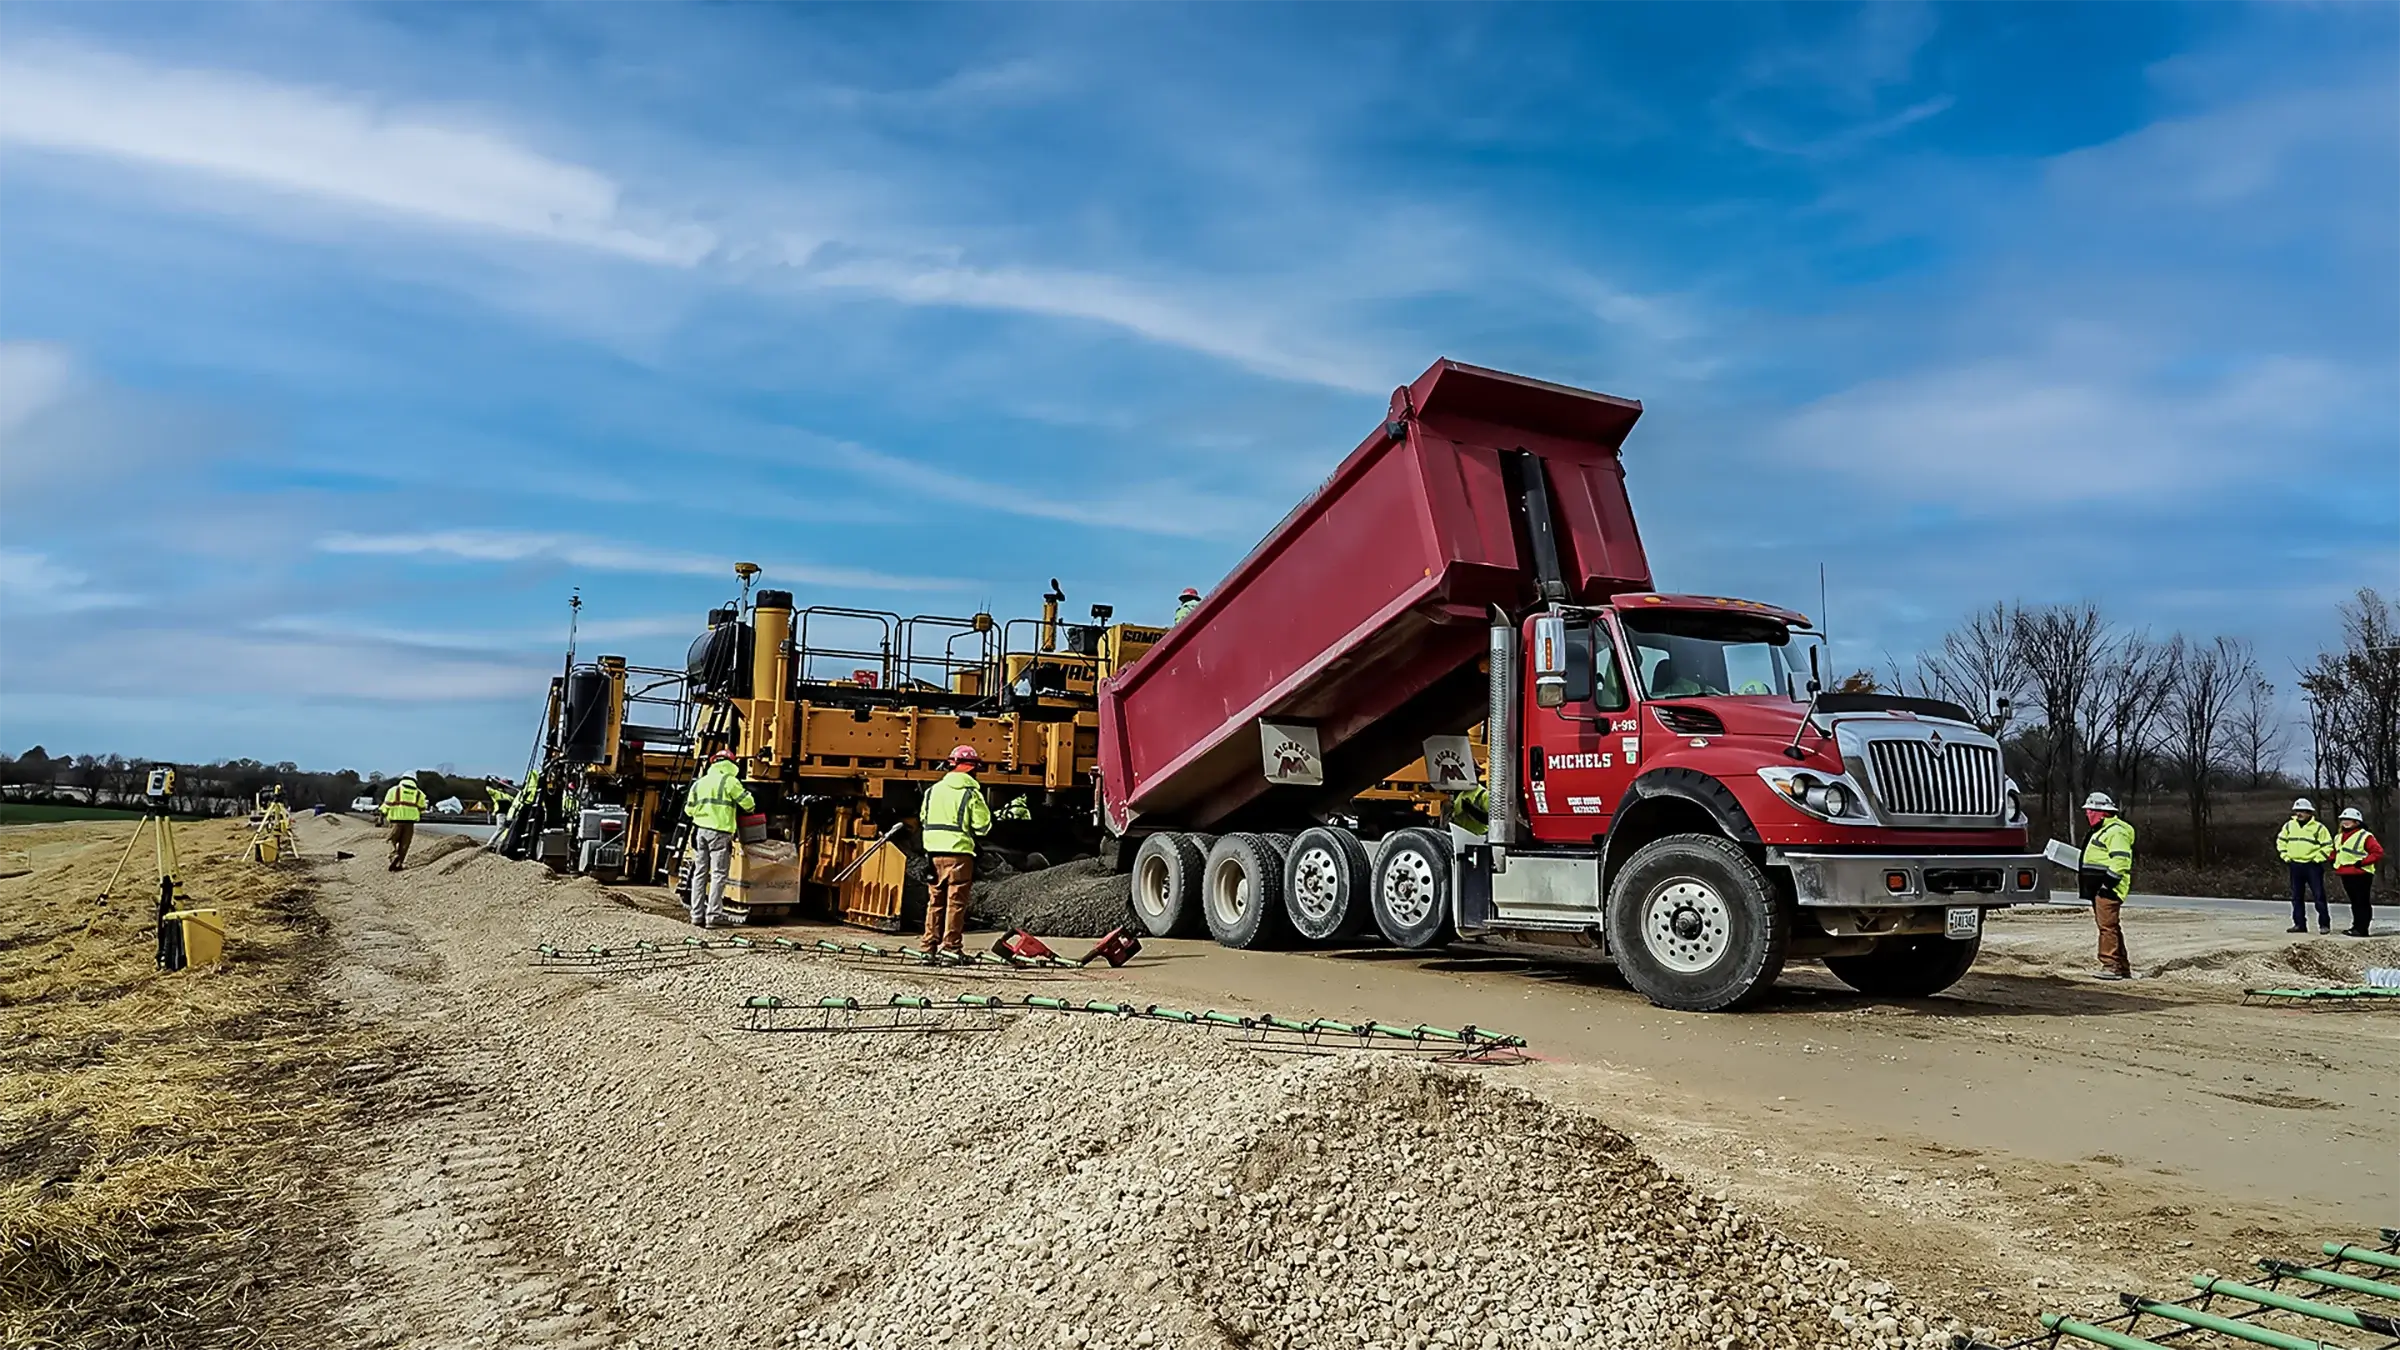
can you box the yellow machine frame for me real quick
[541,580,1480,932]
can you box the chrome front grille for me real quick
[1866,739,2001,819]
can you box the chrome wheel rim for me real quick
[1642,878,1731,973]
[1381,848,1436,928]
[1291,844,1341,925]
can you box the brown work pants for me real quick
[925,854,974,952]
[387,820,416,871]
[2092,893,2129,976]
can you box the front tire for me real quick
[1604,833,1788,1012]
[1201,834,1293,950]
[1370,828,1452,949]
[1284,826,1372,942]
[1825,933,1981,998]
[1130,833,1207,938]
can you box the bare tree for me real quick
[2083,631,2179,807]
[2304,588,2400,836]
[1889,602,2024,733]
[2300,657,2361,819]
[2013,603,2111,835]
[2225,674,2288,790]
[2166,636,2251,862]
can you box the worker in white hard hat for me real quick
[2332,806,2382,937]
[2275,798,2336,934]
[2078,791,2136,980]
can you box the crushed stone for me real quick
[305,816,1962,1350]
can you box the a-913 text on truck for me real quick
[1098,358,2049,1011]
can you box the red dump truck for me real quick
[1098,359,2047,1011]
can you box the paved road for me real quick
[2044,892,2395,933]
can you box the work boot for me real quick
[2345,928,2370,938]
[2319,924,2331,934]
[2092,969,2126,981]
[2286,925,2306,934]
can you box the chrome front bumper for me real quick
[1769,849,2050,908]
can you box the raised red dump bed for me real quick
[1097,359,1655,834]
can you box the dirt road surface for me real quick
[20,813,2388,1349]
[324,816,2400,1335]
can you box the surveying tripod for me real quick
[97,767,201,970]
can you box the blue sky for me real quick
[0,3,2392,778]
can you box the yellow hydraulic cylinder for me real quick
[750,594,793,768]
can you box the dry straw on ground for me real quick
[0,818,367,1349]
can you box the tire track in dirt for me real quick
[321,842,624,1349]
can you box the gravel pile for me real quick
[973,857,1131,937]
[313,825,1960,1350]
[400,832,479,870]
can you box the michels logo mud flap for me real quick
[1258,721,1324,786]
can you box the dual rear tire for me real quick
[1129,832,1212,938]
[1124,824,1450,950]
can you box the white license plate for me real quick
[1946,907,1983,940]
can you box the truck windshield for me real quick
[1621,612,1798,700]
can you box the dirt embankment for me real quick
[0,817,378,1349]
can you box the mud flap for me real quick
[1454,843,1492,935]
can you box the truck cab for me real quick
[1445,594,2045,1009]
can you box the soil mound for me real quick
[972,857,1130,937]
[400,833,477,870]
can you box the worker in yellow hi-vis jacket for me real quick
[2079,791,2136,980]
[2276,798,2336,934]
[381,775,429,871]
[683,752,754,929]
[918,745,992,962]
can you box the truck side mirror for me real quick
[1986,690,2013,731]
[1529,616,1595,708]
[1531,615,1571,708]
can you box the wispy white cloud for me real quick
[252,612,696,654]
[0,342,76,439]
[794,252,1388,393]
[818,438,1265,540]
[0,39,715,265]
[0,548,139,614]
[0,38,1420,396]
[313,529,965,592]
[1716,5,1953,158]
[1780,349,2362,506]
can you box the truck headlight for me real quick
[2004,777,2025,825]
[1760,767,1871,823]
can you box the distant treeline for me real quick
[0,749,497,819]
[1856,586,2398,860]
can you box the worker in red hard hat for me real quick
[1173,587,1202,624]
[917,745,993,962]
